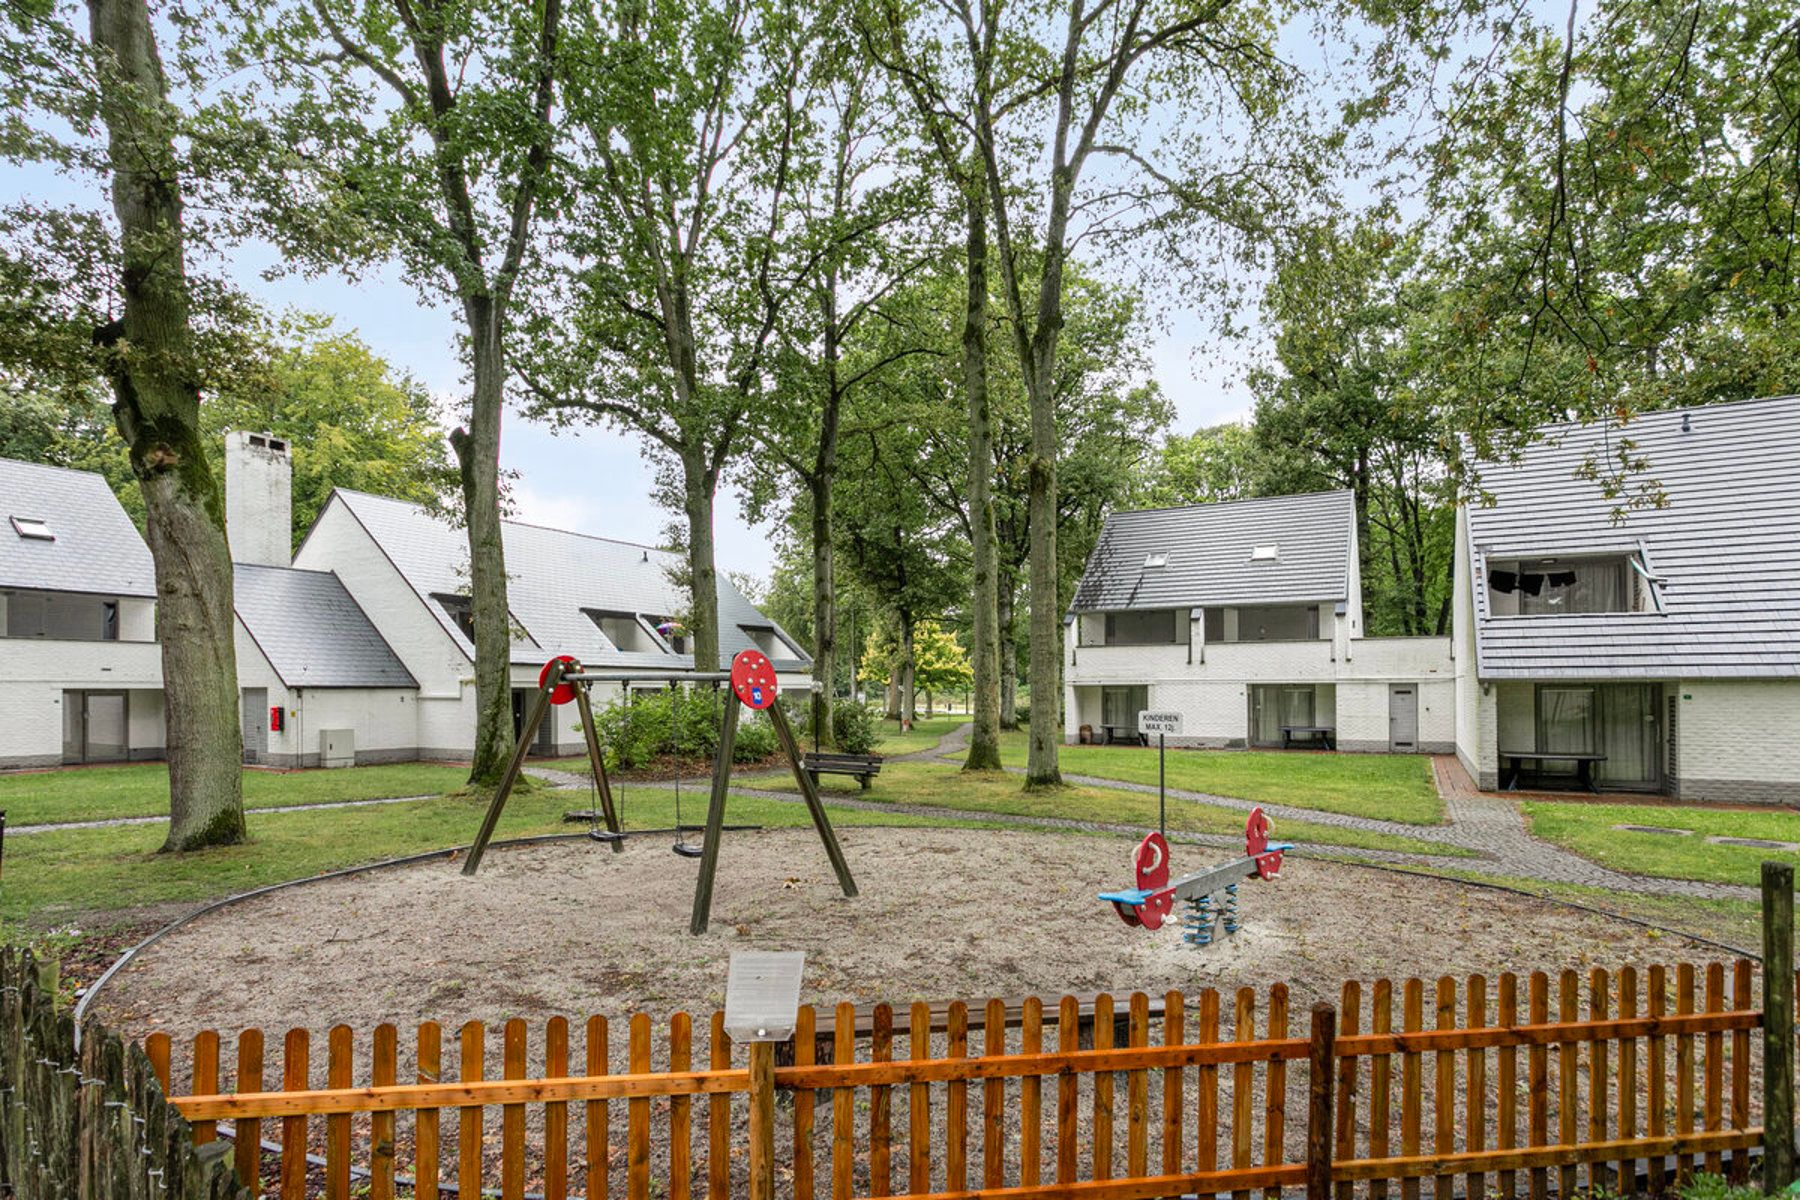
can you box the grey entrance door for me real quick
[242,688,269,765]
[1388,684,1419,752]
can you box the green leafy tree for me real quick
[1145,423,1258,508]
[216,0,564,787]
[518,0,809,675]
[203,318,455,548]
[1,0,251,849]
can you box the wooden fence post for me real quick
[1764,861,1795,1194]
[1308,1002,1338,1200]
[748,1040,776,1200]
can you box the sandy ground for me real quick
[99,826,1719,1046]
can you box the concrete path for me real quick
[524,723,1756,904]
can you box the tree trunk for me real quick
[885,674,901,720]
[452,301,517,787]
[90,0,245,850]
[998,570,1018,728]
[810,474,837,748]
[681,450,722,672]
[899,611,916,730]
[961,189,1003,771]
[1023,411,1061,785]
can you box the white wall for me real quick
[1672,680,1800,805]
[224,430,293,568]
[1452,508,1498,786]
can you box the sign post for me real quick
[1137,711,1183,840]
[725,951,807,1200]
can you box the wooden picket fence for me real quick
[150,959,1772,1200]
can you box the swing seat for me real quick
[672,842,705,859]
[587,829,625,844]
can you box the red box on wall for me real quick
[269,706,284,733]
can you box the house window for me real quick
[1231,605,1319,642]
[1101,685,1149,729]
[101,600,118,642]
[1250,684,1319,746]
[587,610,673,655]
[11,516,53,540]
[740,625,792,659]
[431,593,476,642]
[2,589,129,642]
[1487,556,1638,615]
[1250,544,1278,561]
[1103,610,1188,646]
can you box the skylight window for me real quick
[1143,553,1168,568]
[10,517,53,541]
[1250,544,1278,561]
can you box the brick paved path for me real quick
[526,724,1755,902]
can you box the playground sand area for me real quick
[97,826,1720,1044]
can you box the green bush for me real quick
[1678,1173,1798,1200]
[589,688,776,770]
[832,701,883,756]
[1013,701,1030,726]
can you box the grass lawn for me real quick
[1522,800,1800,887]
[994,735,1443,825]
[1,782,1001,928]
[801,761,1467,859]
[0,762,477,827]
[871,714,966,753]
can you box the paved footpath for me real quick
[527,724,1755,904]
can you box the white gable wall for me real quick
[295,497,477,759]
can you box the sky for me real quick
[2,9,1395,583]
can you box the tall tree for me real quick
[1,0,250,849]
[220,0,564,786]
[891,0,1306,786]
[747,24,933,746]
[91,0,246,849]
[866,0,1006,771]
[519,0,807,673]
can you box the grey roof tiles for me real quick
[326,489,811,672]
[1071,490,1354,611]
[234,563,417,689]
[0,457,155,597]
[1467,394,1800,679]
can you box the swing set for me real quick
[461,650,859,935]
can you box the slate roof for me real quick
[1070,491,1354,612]
[1466,394,1800,679]
[233,563,417,689]
[0,458,155,597]
[317,489,811,672]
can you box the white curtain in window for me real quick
[1537,686,1596,775]
[1597,684,1659,786]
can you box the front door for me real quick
[242,688,268,765]
[512,689,557,755]
[1388,684,1418,752]
[1596,683,1661,789]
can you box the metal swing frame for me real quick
[461,657,859,934]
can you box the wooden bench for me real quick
[773,993,1169,1065]
[803,751,884,790]
[1500,750,1607,793]
[1280,725,1336,750]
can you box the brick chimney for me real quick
[224,430,292,567]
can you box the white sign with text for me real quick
[1137,710,1183,736]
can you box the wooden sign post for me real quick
[1765,860,1795,1194]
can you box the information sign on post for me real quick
[1138,711,1182,839]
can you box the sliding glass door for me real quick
[1533,683,1661,790]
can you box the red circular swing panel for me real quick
[539,655,580,706]
[730,650,780,710]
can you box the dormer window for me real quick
[1487,554,1652,615]
[1143,553,1168,569]
[10,516,53,541]
[1250,544,1278,561]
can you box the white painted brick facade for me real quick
[1064,607,1454,753]
[1670,681,1800,805]
[0,637,167,767]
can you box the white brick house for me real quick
[1453,395,1800,803]
[3,433,809,771]
[0,459,164,768]
[290,476,811,763]
[1064,491,1455,754]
